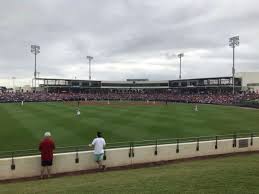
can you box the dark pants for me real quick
[41,160,53,166]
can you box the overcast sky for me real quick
[0,0,259,87]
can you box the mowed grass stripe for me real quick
[95,105,175,140]
[29,103,147,145]
[23,103,99,147]
[1,103,89,149]
[0,104,40,150]
[17,104,84,145]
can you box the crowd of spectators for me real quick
[1,90,259,105]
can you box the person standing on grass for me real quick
[194,104,198,112]
[89,131,106,170]
[76,108,81,116]
[39,132,55,179]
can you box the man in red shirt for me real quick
[39,132,55,179]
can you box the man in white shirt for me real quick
[89,132,106,169]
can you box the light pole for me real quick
[86,56,93,80]
[177,53,184,80]
[229,36,239,94]
[37,72,40,87]
[12,77,16,89]
[31,45,40,90]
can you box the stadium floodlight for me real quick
[31,45,40,90]
[229,36,239,94]
[177,53,184,80]
[86,56,93,80]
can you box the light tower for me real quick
[37,72,40,87]
[31,45,40,90]
[86,56,93,80]
[229,36,239,94]
[177,53,184,80]
[12,77,16,89]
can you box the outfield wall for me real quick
[0,137,258,181]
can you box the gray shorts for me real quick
[94,153,104,161]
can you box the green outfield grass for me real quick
[0,102,259,151]
[1,154,259,194]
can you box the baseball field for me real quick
[1,101,259,193]
[0,101,259,152]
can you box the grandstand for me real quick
[0,86,6,93]
[37,76,242,93]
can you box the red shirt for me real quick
[39,138,55,161]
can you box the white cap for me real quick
[44,132,51,137]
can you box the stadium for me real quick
[1,46,259,193]
[1,1,259,194]
[0,73,258,149]
[1,71,259,193]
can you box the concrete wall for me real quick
[0,137,258,181]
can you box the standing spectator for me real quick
[89,132,106,170]
[39,132,55,179]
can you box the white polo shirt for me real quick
[91,137,106,154]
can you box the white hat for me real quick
[44,132,51,137]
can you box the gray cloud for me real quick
[0,0,259,86]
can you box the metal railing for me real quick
[0,132,257,159]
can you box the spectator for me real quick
[1,90,258,105]
[39,132,55,179]
[89,131,106,170]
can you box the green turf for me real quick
[0,102,259,151]
[1,154,259,194]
